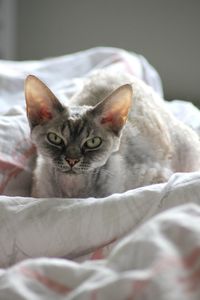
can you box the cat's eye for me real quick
[84,137,102,149]
[47,132,63,146]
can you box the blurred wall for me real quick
[0,0,17,59]
[17,0,200,103]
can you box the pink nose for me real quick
[65,158,80,168]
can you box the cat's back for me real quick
[70,68,169,120]
[71,69,172,149]
[70,69,135,107]
[70,69,200,172]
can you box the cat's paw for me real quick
[142,164,172,185]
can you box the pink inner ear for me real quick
[39,106,53,121]
[101,113,114,125]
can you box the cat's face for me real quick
[30,107,121,174]
[25,75,132,174]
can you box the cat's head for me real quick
[25,75,132,174]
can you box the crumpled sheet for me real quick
[0,47,200,299]
[0,175,200,299]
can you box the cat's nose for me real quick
[65,158,80,168]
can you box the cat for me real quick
[25,69,200,198]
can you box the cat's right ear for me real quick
[91,84,132,135]
[25,75,64,128]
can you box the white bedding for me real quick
[0,47,200,299]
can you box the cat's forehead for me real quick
[61,105,93,138]
[68,105,91,115]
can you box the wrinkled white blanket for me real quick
[0,47,200,299]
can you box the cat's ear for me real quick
[25,75,64,128]
[92,84,132,134]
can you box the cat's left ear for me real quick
[25,75,64,128]
[92,84,133,135]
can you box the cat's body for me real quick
[25,70,200,198]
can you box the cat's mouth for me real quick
[56,163,90,175]
[58,167,85,175]
[64,169,78,175]
[58,167,77,174]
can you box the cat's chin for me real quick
[60,169,78,175]
[58,168,87,175]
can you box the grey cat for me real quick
[25,70,200,198]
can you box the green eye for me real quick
[47,132,63,145]
[85,137,102,149]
